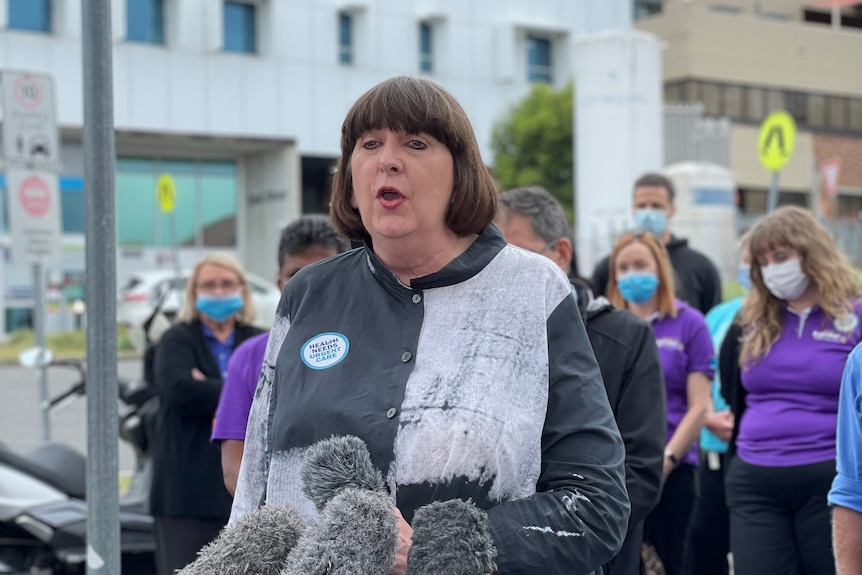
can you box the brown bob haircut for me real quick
[607,231,678,319]
[330,76,498,241]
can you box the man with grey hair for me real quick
[496,186,667,575]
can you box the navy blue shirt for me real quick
[202,323,235,381]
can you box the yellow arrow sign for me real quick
[758,111,796,172]
[156,174,176,214]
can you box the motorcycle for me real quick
[0,348,157,575]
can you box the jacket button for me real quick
[401,351,413,363]
[412,293,422,304]
[386,407,397,419]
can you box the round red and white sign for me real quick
[14,75,43,110]
[19,176,51,217]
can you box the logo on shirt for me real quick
[812,329,848,344]
[301,332,349,370]
[834,313,860,334]
[656,337,685,352]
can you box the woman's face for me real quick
[195,263,243,301]
[350,128,455,243]
[614,241,659,279]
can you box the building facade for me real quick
[0,0,631,333]
[636,0,862,219]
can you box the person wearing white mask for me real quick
[719,206,862,575]
[607,230,713,575]
[591,173,722,315]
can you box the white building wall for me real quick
[0,0,630,160]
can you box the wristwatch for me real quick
[664,449,679,466]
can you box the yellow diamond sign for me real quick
[156,174,176,214]
[758,111,796,172]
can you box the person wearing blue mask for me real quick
[608,231,713,575]
[683,232,751,575]
[591,173,722,315]
[149,253,263,575]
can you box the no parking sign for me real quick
[7,168,61,263]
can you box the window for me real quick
[419,22,433,73]
[634,0,663,20]
[526,36,552,83]
[745,87,764,122]
[8,0,50,32]
[827,96,848,130]
[339,13,353,64]
[785,92,807,125]
[127,0,164,44]
[808,94,826,127]
[702,83,721,116]
[116,158,238,248]
[724,85,744,118]
[224,1,256,54]
[850,99,862,131]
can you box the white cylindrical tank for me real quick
[664,162,738,282]
[574,29,664,276]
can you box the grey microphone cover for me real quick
[178,504,307,575]
[301,434,387,511]
[281,487,398,575]
[407,499,497,575]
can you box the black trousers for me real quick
[604,519,645,575]
[683,450,729,575]
[643,463,695,575]
[724,456,836,575]
[153,516,226,575]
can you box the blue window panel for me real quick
[419,22,433,73]
[8,0,51,32]
[224,1,256,54]
[527,36,552,83]
[127,0,164,44]
[339,13,352,64]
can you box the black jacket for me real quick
[573,279,666,575]
[590,235,722,315]
[150,318,262,519]
[719,320,744,457]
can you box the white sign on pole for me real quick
[1,71,60,170]
[7,168,61,264]
[820,158,842,199]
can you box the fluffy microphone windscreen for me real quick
[301,434,387,511]
[177,504,306,575]
[281,487,398,575]
[407,499,497,575]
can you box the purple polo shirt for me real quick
[737,301,862,467]
[651,300,714,466]
[212,331,269,444]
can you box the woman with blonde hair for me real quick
[720,206,862,575]
[150,252,263,575]
[608,230,713,575]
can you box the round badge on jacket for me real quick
[834,313,860,334]
[301,332,350,370]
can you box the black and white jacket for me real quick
[231,225,629,574]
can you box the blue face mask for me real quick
[633,209,668,238]
[195,292,244,323]
[737,264,751,292]
[617,272,660,304]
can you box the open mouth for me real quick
[377,187,405,208]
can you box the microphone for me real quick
[407,499,497,575]
[177,504,306,575]
[282,487,399,575]
[300,434,387,511]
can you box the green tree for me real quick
[491,82,574,212]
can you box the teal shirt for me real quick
[700,297,743,453]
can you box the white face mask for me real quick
[760,258,810,301]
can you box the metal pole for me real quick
[766,171,780,213]
[82,1,119,573]
[33,262,50,441]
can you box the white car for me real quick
[117,269,281,351]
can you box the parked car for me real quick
[117,269,281,352]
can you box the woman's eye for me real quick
[361,139,380,150]
[407,139,426,150]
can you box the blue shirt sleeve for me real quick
[830,345,862,512]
